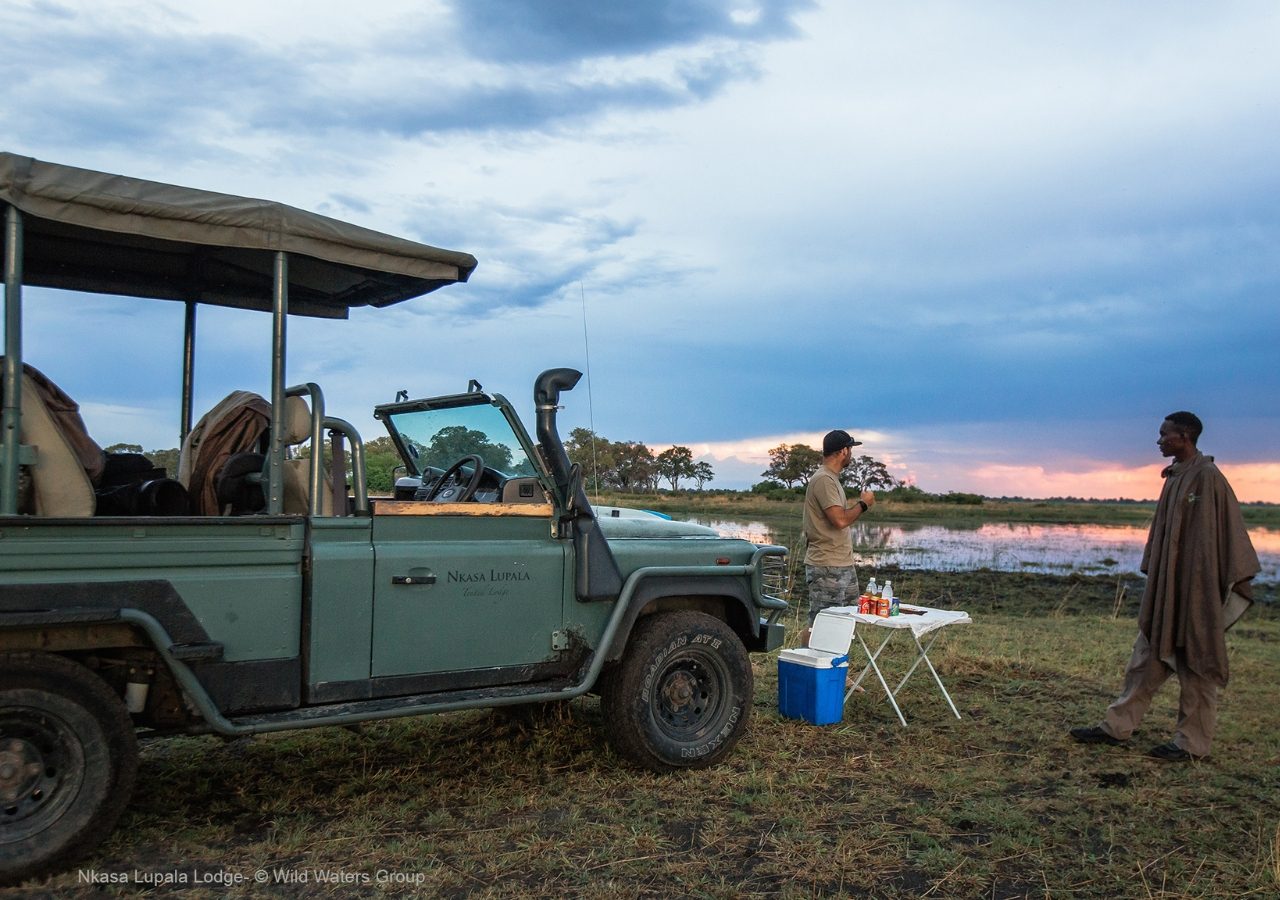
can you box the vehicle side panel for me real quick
[306,517,375,689]
[0,518,305,662]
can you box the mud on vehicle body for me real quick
[0,153,788,883]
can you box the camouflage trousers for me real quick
[804,565,860,625]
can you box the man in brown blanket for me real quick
[1071,412,1261,761]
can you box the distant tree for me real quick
[613,441,656,492]
[147,448,181,477]
[363,435,407,494]
[656,445,696,491]
[941,491,984,505]
[762,443,822,488]
[564,427,596,467]
[691,460,714,491]
[841,455,898,492]
[565,427,615,492]
[424,425,514,471]
[106,443,179,479]
[789,445,823,485]
[295,435,405,494]
[886,483,931,503]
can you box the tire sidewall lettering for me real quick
[679,704,742,759]
[640,633,689,704]
[603,612,753,771]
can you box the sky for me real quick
[3,0,1278,500]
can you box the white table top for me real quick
[819,604,971,637]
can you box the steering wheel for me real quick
[425,454,486,502]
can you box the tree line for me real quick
[758,442,900,492]
[565,429,714,493]
[110,435,912,498]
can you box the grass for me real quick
[15,570,1279,898]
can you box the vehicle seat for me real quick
[6,367,103,517]
[178,391,270,515]
[281,396,334,516]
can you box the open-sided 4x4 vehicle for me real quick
[0,153,788,882]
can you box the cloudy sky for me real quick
[4,0,1278,500]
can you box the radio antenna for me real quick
[580,281,601,501]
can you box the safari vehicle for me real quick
[0,153,788,882]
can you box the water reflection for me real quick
[685,517,1280,584]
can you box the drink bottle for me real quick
[862,577,878,615]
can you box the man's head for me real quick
[1158,411,1202,461]
[822,429,862,468]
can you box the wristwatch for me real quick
[856,499,869,512]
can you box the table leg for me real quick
[907,632,962,720]
[892,631,943,695]
[846,631,907,727]
[847,629,893,695]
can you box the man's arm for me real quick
[823,490,876,529]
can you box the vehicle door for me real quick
[369,398,570,683]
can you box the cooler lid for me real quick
[811,608,858,654]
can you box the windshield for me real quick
[387,402,540,478]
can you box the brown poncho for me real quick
[178,392,271,516]
[1139,452,1261,686]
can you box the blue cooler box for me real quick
[778,648,848,725]
[777,608,858,725]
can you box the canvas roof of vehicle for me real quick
[0,152,477,318]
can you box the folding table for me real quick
[814,605,971,727]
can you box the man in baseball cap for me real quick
[799,429,876,647]
[822,429,861,455]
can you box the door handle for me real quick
[392,573,437,586]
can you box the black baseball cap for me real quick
[823,429,862,455]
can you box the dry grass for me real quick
[11,570,1279,898]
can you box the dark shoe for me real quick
[1148,741,1203,762]
[1069,725,1125,746]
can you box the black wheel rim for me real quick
[0,707,86,843]
[650,648,730,742]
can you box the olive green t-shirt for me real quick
[803,466,854,566]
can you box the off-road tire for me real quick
[0,652,139,885]
[601,611,752,772]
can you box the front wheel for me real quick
[601,611,753,772]
[0,653,139,885]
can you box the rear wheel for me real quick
[601,611,753,772]
[0,653,138,885]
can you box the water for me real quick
[684,517,1280,585]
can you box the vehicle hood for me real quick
[595,514,718,540]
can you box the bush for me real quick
[941,491,984,505]
[750,481,803,501]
